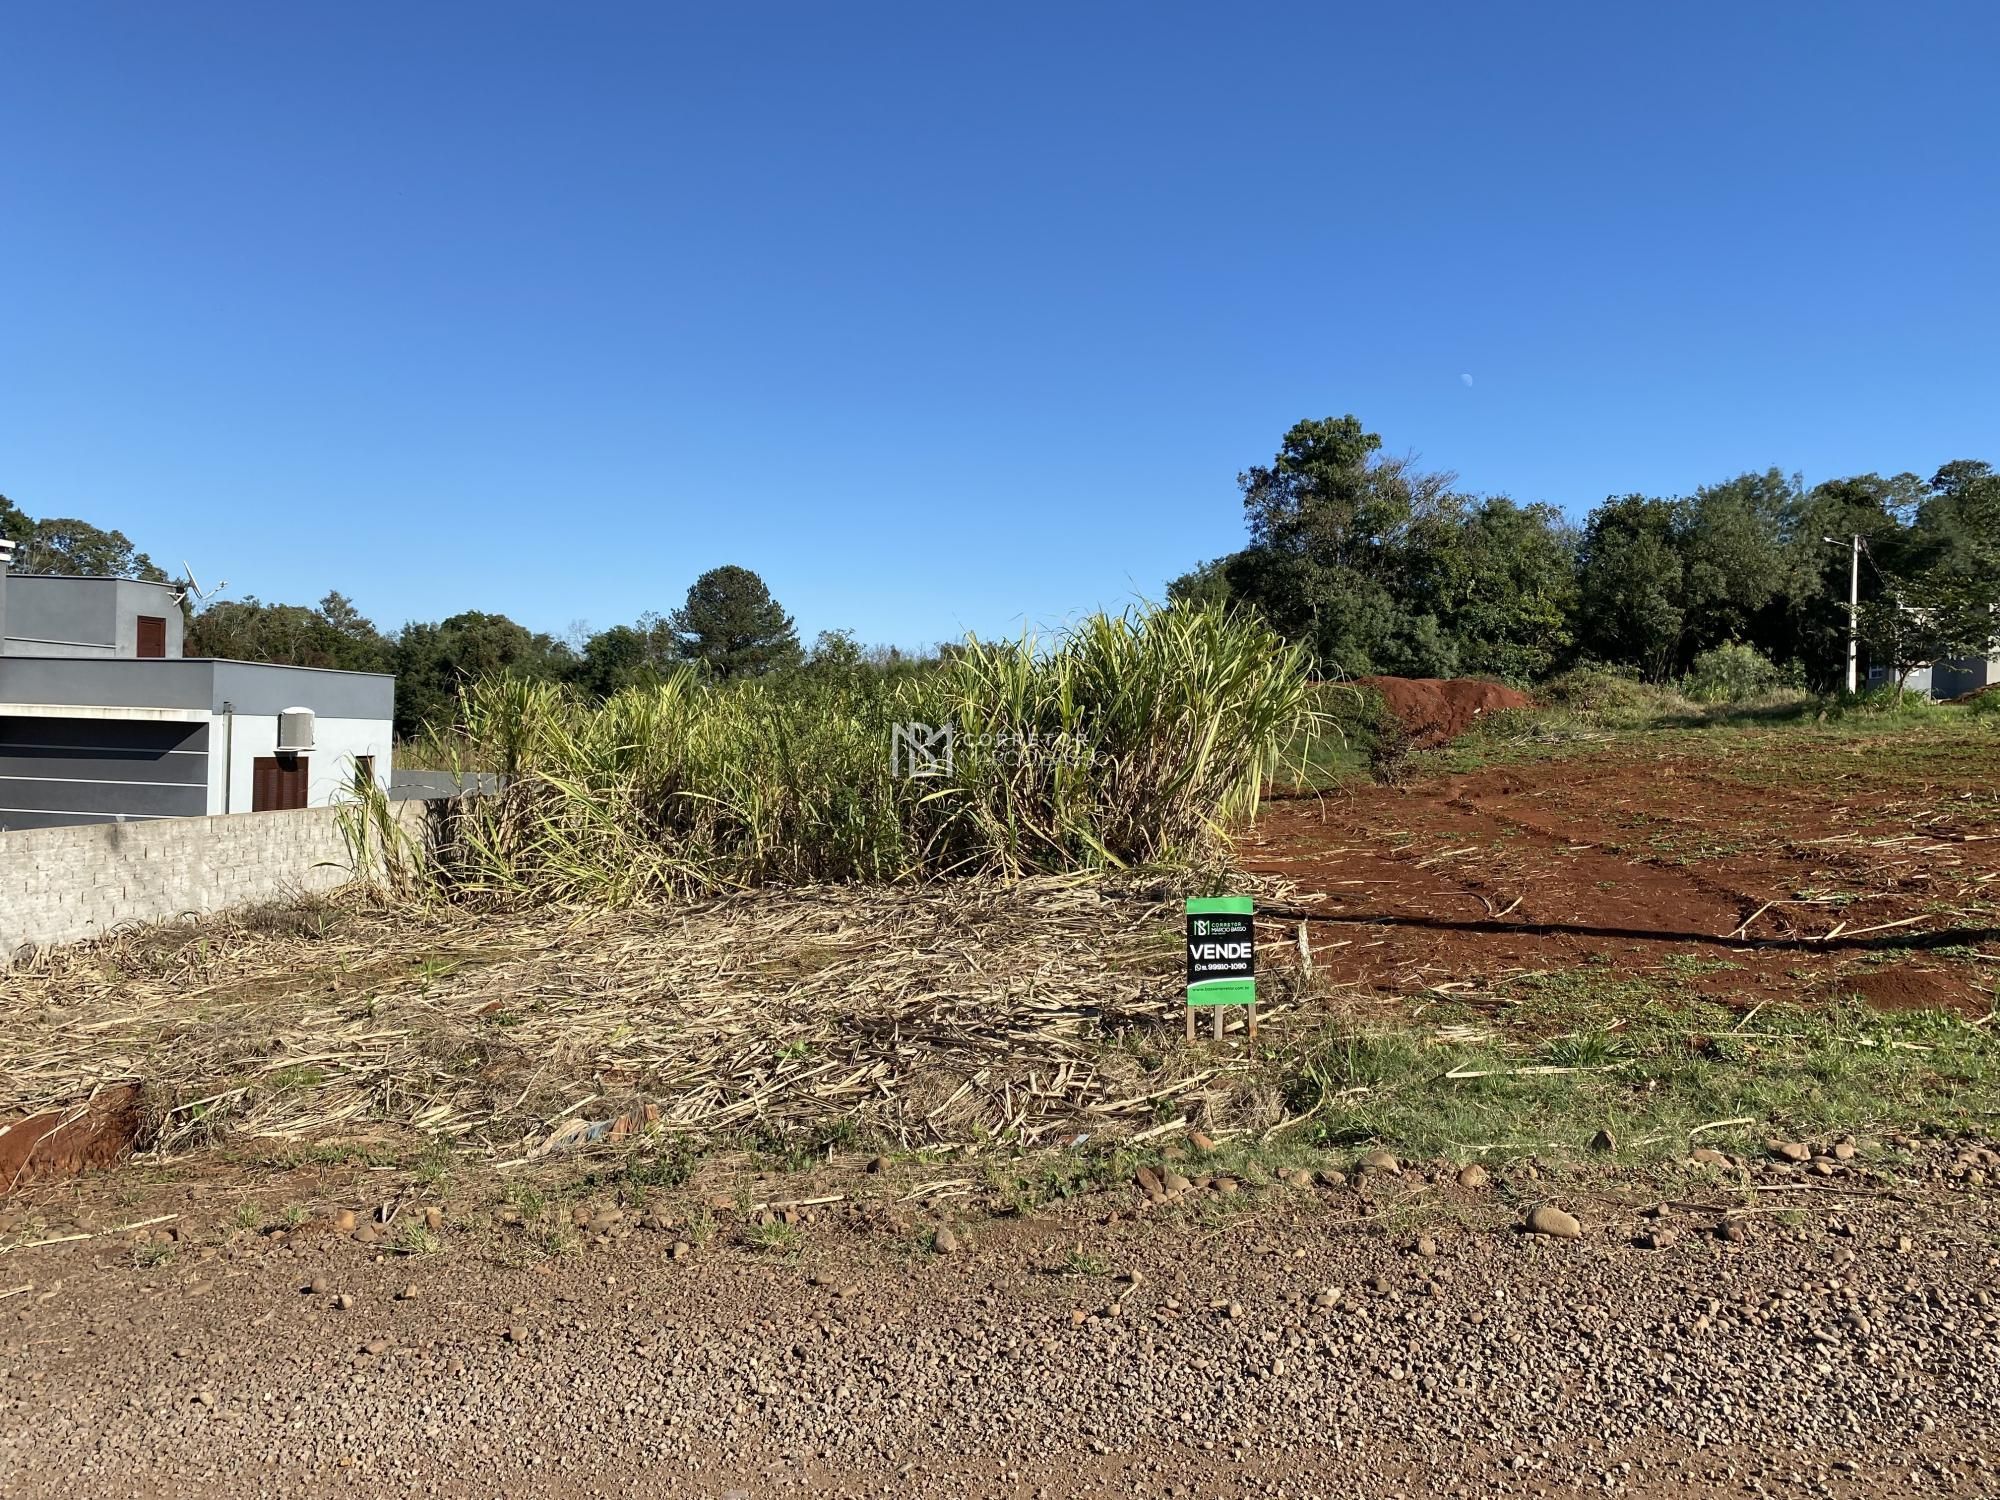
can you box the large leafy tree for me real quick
[1775,473,1921,687]
[1676,469,1801,656]
[0,493,168,580]
[393,611,575,738]
[188,591,393,672]
[1913,461,2000,591]
[1225,416,1463,674]
[574,613,678,697]
[669,565,801,678]
[1574,495,1686,680]
[1394,496,1577,680]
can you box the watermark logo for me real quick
[890,721,1096,778]
[890,721,955,778]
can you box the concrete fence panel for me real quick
[0,801,426,961]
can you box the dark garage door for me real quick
[0,716,210,831]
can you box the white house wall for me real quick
[208,714,394,815]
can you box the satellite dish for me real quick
[173,561,228,608]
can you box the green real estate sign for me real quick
[1185,895,1255,1007]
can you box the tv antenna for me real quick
[172,561,228,608]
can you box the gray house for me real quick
[1867,649,2000,700]
[0,545,394,831]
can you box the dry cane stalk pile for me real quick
[0,877,1302,1161]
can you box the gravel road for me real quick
[3,1148,1997,1498]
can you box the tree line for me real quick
[11,417,1997,739]
[1,496,832,737]
[1169,416,2000,693]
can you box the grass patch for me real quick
[537,1226,581,1259]
[391,1221,445,1255]
[1059,1248,1111,1277]
[739,1217,804,1256]
[1276,991,2000,1164]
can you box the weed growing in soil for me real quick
[739,1218,804,1256]
[392,1222,444,1255]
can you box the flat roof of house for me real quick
[0,656,393,718]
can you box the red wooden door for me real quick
[251,756,309,811]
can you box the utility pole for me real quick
[1823,533,1861,694]
[1846,533,1861,694]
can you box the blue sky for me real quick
[4,4,1995,650]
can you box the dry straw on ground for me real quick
[0,878,1303,1160]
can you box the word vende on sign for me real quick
[1185,895,1255,1007]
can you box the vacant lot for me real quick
[1248,719,2000,1014]
[3,713,2000,1496]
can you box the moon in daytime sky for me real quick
[1460,372,1474,387]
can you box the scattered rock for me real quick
[1312,1288,1342,1310]
[1636,1227,1679,1251]
[1188,1130,1217,1152]
[306,1275,329,1296]
[1718,1220,1746,1244]
[1455,1164,1489,1190]
[1769,1140,1810,1164]
[333,1293,354,1311]
[395,1284,417,1302]
[932,1226,960,1255]
[1414,1235,1438,1258]
[423,1206,445,1232]
[505,1326,529,1344]
[1832,1141,1857,1161]
[1525,1204,1581,1240]
[1318,1168,1348,1189]
[1690,1148,1729,1166]
[1161,1170,1192,1196]
[1358,1149,1401,1175]
[332,1209,357,1232]
[363,1337,390,1356]
[1134,1166,1163,1198]
[671,1241,692,1261]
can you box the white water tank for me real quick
[277,707,316,754]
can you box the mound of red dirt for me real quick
[1358,676,1535,749]
[0,1082,146,1197]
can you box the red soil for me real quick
[0,1082,146,1197]
[1243,733,2000,1013]
[1358,676,1535,749]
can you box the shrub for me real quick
[1540,665,1693,718]
[1683,643,1784,704]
